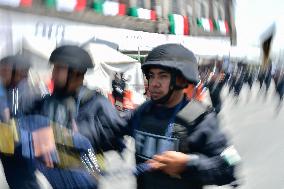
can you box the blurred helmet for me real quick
[0,55,31,70]
[0,56,13,66]
[49,45,93,73]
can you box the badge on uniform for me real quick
[0,121,15,154]
[221,145,241,166]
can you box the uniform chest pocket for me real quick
[172,123,190,153]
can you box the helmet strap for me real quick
[65,68,79,95]
[8,69,16,88]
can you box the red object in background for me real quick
[108,93,115,105]
[123,90,134,110]
[20,0,32,6]
[108,90,135,110]
[184,83,204,101]
[75,0,86,11]
[47,79,54,94]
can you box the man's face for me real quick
[0,64,13,87]
[12,69,29,86]
[148,68,171,100]
[52,64,68,90]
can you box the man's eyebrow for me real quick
[157,71,170,75]
[148,70,170,75]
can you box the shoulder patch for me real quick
[176,100,212,126]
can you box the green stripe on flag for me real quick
[128,7,138,17]
[168,14,175,34]
[213,20,220,31]
[196,18,202,27]
[93,0,103,13]
[45,0,56,8]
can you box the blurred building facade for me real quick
[118,0,236,44]
[0,0,236,43]
[0,0,235,62]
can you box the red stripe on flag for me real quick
[225,21,230,34]
[150,10,156,21]
[20,0,32,7]
[183,16,189,35]
[118,3,126,16]
[209,19,213,32]
[75,0,86,11]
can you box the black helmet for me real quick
[0,55,31,70]
[142,44,199,84]
[49,45,93,72]
[0,56,13,66]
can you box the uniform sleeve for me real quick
[181,113,239,186]
[79,95,131,152]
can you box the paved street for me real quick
[1,82,284,189]
[215,83,284,189]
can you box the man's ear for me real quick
[71,70,84,79]
[176,75,188,89]
[76,72,85,82]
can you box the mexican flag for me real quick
[213,20,229,34]
[0,0,32,7]
[197,18,213,32]
[45,0,86,12]
[94,1,126,16]
[168,14,189,35]
[128,7,156,20]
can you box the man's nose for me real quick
[150,77,161,87]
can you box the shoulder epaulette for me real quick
[176,100,213,127]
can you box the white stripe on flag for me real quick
[103,1,119,16]
[137,8,151,20]
[173,14,184,35]
[56,0,77,12]
[201,18,210,31]
[219,20,226,34]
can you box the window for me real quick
[213,1,218,19]
[152,0,162,17]
[171,0,185,15]
[200,2,206,17]
[137,0,145,8]
[184,0,192,14]
[187,4,192,17]
[151,0,156,9]
[218,7,224,19]
[172,0,178,14]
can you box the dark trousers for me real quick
[0,146,40,189]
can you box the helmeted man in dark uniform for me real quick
[32,45,127,189]
[128,44,240,189]
[0,55,42,189]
